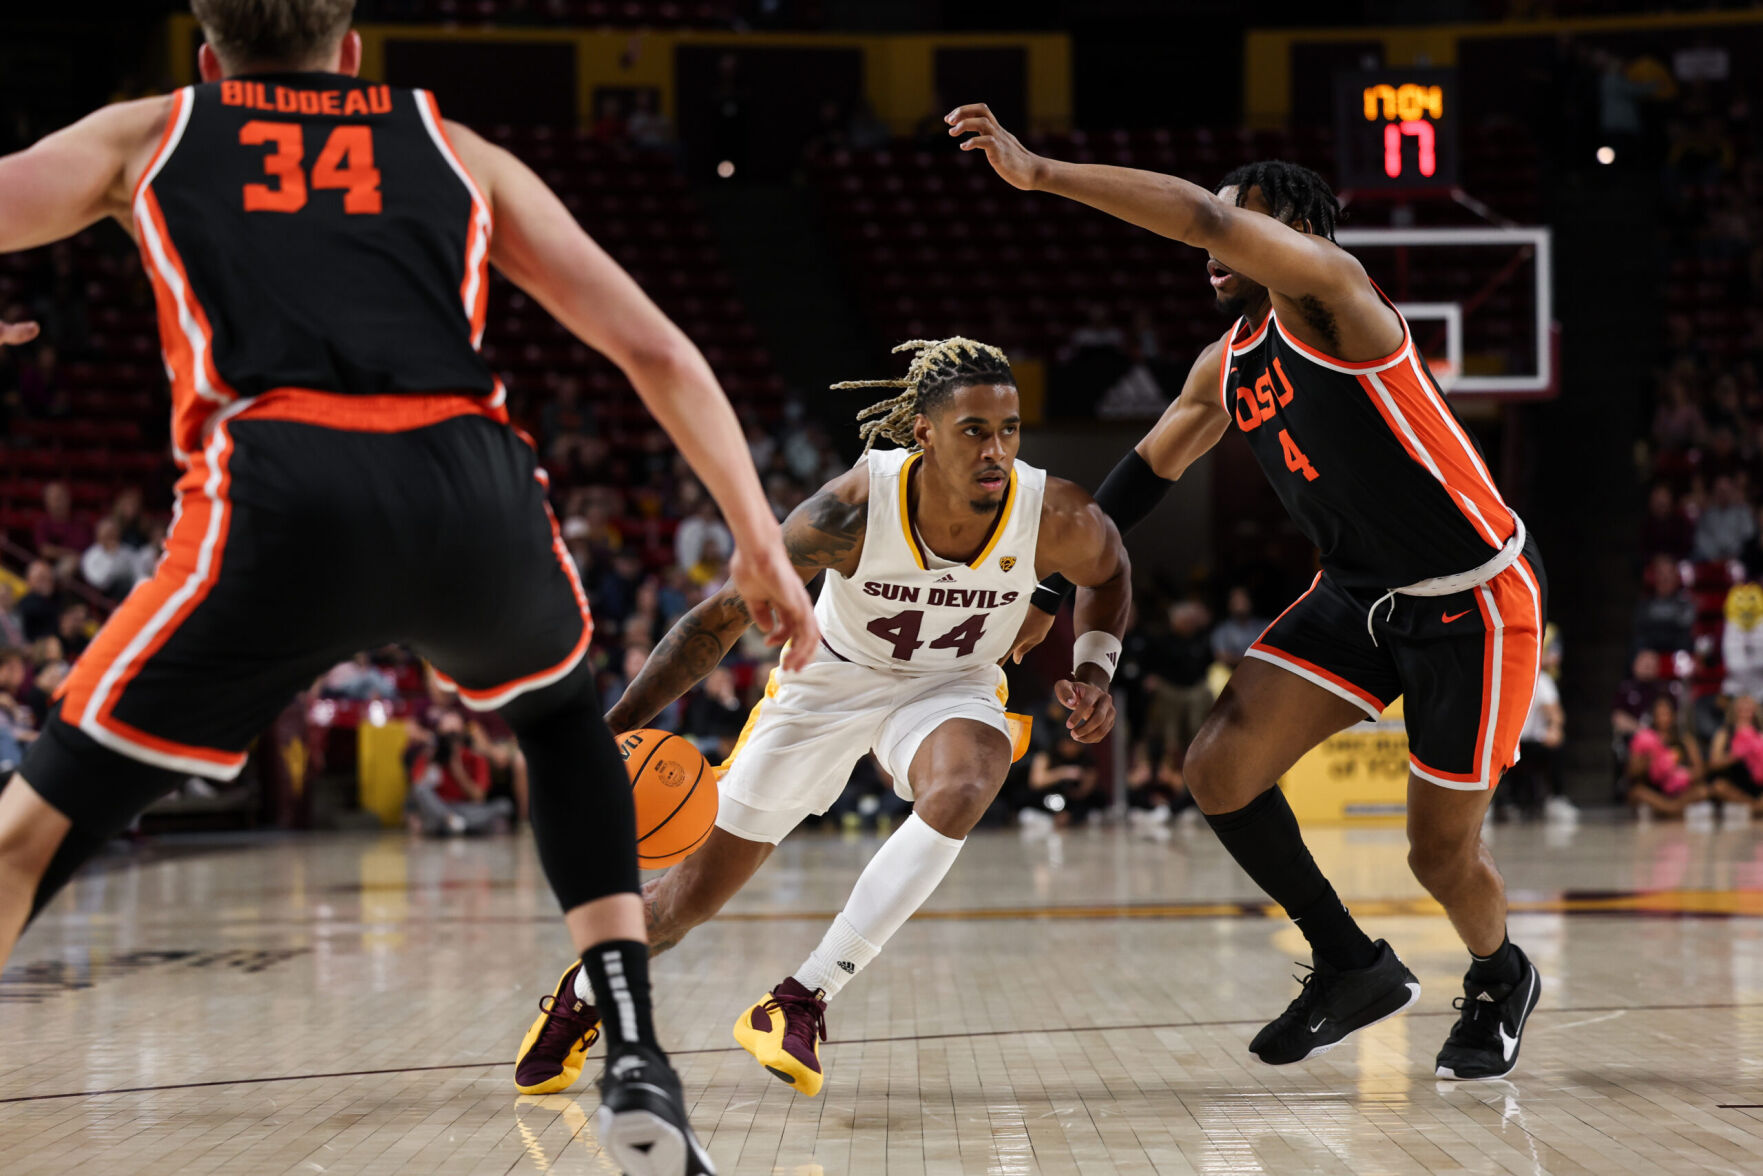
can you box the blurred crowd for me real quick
[1624,46,1763,824]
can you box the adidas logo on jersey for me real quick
[935,573,957,583]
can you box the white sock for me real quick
[793,813,964,999]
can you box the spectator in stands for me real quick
[33,481,91,582]
[1722,583,1763,699]
[627,90,674,151]
[1694,474,1755,560]
[684,666,746,762]
[20,657,65,730]
[1023,697,1104,829]
[1634,553,1695,653]
[0,581,24,648]
[1613,649,1683,740]
[674,498,733,578]
[321,652,397,700]
[1210,586,1267,670]
[55,602,90,661]
[406,710,512,836]
[1625,695,1708,817]
[80,517,137,598]
[0,648,34,777]
[1125,742,1192,829]
[1651,375,1704,450]
[1140,599,1215,767]
[131,520,165,583]
[1704,691,1763,818]
[1501,625,1571,822]
[16,559,61,643]
[591,94,628,143]
[110,485,149,550]
[1640,483,1694,558]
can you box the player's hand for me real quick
[0,320,41,347]
[1054,678,1115,744]
[945,103,1044,191]
[1005,606,1055,664]
[729,543,820,673]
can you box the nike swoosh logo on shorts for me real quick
[1442,609,1472,623]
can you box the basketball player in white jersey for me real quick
[514,337,1131,1098]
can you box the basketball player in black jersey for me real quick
[953,104,1546,1082]
[0,4,820,1171]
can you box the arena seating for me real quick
[359,0,746,27]
[807,123,1540,365]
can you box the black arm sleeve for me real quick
[1029,448,1175,615]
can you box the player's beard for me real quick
[1214,275,1268,321]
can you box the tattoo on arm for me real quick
[782,487,866,573]
[605,589,752,732]
[606,484,864,733]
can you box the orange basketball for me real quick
[618,729,718,868]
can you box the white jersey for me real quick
[817,447,1046,674]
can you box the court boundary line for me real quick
[4,999,1760,1106]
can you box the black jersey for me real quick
[133,74,498,459]
[1218,295,1520,591]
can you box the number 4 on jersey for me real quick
[1279,429,1319,481]
[866,610,988,661]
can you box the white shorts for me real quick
[714,645,1018,845]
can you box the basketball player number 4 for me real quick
[1279,429,1319,482]
[240,121,382,215]
[866,610,986,660]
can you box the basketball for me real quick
[619,729,718,868]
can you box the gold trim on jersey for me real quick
[715,668,782,778]
[896,452,1019,573]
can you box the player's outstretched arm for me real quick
[606,468,868,732]
[1032,481,1131,743]
[450,122,818,668]
[946,102,1372,312]
[1010,340,1230,661]
[0,97,169,253]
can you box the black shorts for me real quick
[1246,537,1547,791]
[24,392,590,834]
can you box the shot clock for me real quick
[1333,69,1458,192]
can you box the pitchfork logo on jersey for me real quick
[999,556,1017,572]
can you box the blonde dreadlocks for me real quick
[835,337,1014,453]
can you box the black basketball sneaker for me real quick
[1250,939,1421,1064]
[594,1043,717,1176]
[1434,945,1542,1080]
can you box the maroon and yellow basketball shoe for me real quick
[732,977,828,1097]
[514,962,601,1095]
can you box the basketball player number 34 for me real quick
[240,121,383,215]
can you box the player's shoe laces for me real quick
[1435,946,1541,1081]
[594,1042,717,1176]
[732,977,828,1096]
[514,962,602,1095]
[1250,939,1421,1065]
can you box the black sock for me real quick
[1466,934,1522,989]
[1204,787,1379,971]
[582,940,658,1050]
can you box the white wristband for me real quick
[1072,631,1123,683]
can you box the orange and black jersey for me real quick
[134,73,499,461]
[1220,292,1519,591]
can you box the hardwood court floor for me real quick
[3,818,1763,1175]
